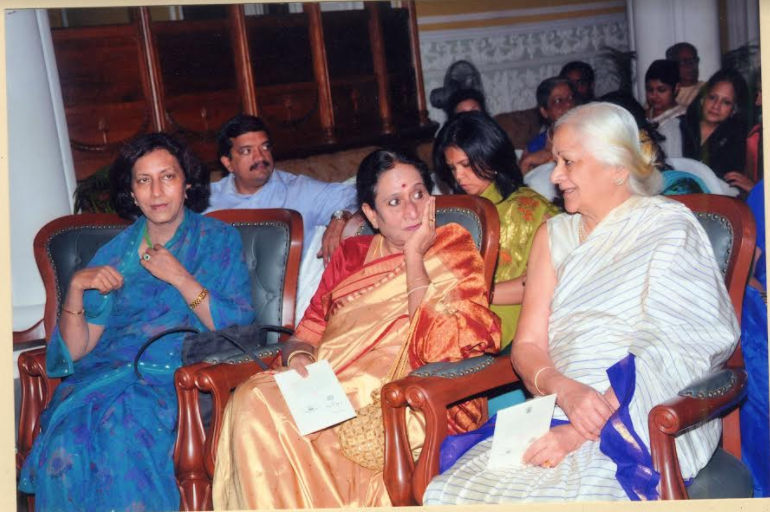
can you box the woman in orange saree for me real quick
[212,149,501,509]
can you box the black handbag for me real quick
[133,323,294,380]
[133,323,294,429]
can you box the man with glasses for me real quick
[666,42,704,108]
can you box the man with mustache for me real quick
[207,114,357,265]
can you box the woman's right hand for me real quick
[70,266,124,294]
[724,171,755,192]
[287,353,314,378]
[555,378,616,440]
[404,196,436,258]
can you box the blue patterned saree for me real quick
[19,210,255,512]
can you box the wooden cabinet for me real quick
[49,3,434,181]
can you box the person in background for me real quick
[522,91,718,207]
[443,87,487,119]
[424,102,739,505]
[666,42,705,108]
[206,114,357,265]
[738,72,767,498]
[434,111,559,351]
[559,61,595,103]
[18,133,255,512]
[519,77,577,173]
[645,59,687,158]
[680,68,750,181]
[726,68,763,192]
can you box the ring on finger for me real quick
[542,460,553,468]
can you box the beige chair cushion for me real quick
[494,107,543,149]
[276,145,378,183]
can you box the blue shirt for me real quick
[206,169,358,258]
[526,131,547,153]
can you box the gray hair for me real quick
[554,102,663,196]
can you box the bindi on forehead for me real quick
[401,183,407,188]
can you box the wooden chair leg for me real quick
[174,366,211,511]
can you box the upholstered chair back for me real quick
[34,214,131,339]
[358,195,500,292]
[694,211,733,276]
[34,210,302,343]
[205,209,303,342]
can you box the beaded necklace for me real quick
[578,217,588,244]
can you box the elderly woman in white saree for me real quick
[424,102,740,504]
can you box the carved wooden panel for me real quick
[152,19,243,164]
[256,83,325,154]
[50,2,435,182]
[382,7,419,128]
[52,24,152,180]
[331,77,381,137]
[246,13,315,87]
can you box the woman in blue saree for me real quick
[741,179,768,497]
[18,133,255,512]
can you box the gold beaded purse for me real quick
[336,332,412,471]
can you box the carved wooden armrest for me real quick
[382,355,518,505]
[648,368,748,500]
[17,347,60,473]
[174,346,281,511]
[196,349,281,476]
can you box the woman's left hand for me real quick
[404,196,436,257]
[522,424,587,468]
[141,244,191,287]
[724,171,755,192]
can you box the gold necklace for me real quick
[376,235,384,259]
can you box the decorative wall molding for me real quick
[419,13,630,121]
[418,0,624,27]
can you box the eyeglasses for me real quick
[677,57,700,66]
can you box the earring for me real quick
[615,177,625,186]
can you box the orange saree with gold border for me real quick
[212,224,500,509]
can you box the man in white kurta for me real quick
[424,195,739,503]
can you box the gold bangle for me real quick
[188,288,209,310]
[533,366,554,396]
[407,284,430,297]
[62,307,84,316]
[286,350,316,366]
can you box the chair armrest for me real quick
[17,347,60,472]
[648,368,748,500]
[174,346,281,511]
[195,349,281,477]
[382,355,517,505]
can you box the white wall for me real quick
[626,0,721,101]
[8,9,76,333]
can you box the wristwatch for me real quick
[331,210,351,221]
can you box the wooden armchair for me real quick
[16,209,302,512]
[174,194,501,511]
[173,209,302,511]
[17,213,131,512]
[381,194,757,504]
